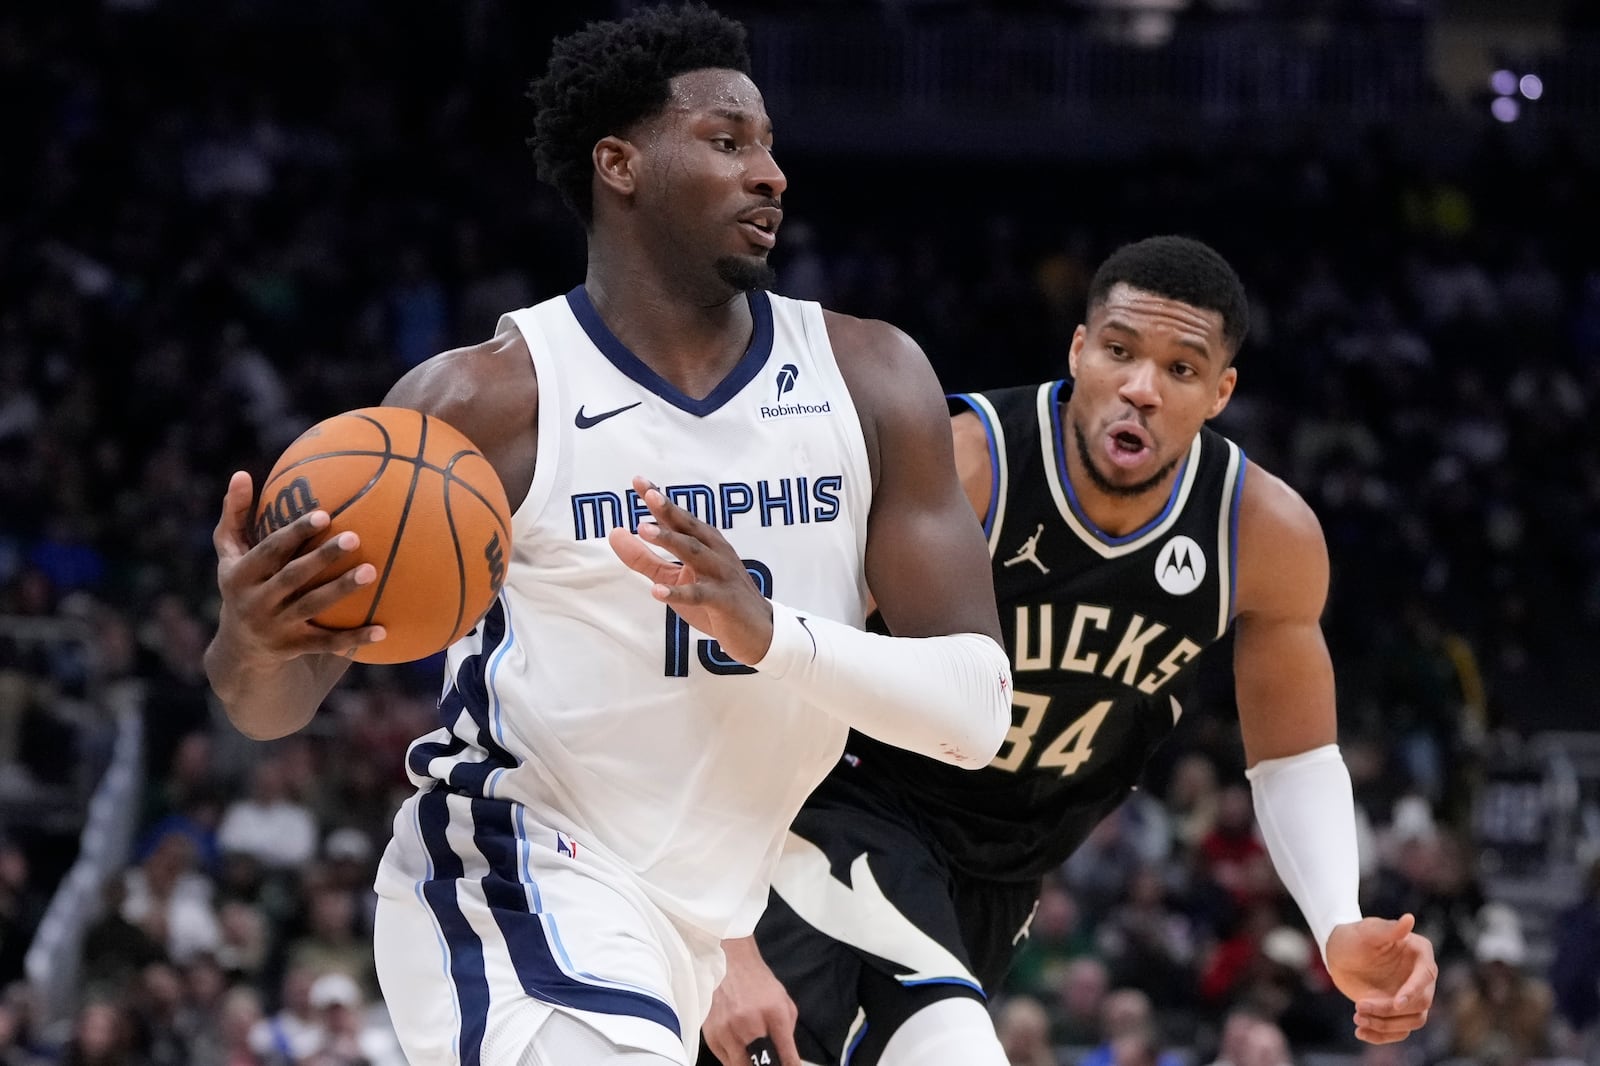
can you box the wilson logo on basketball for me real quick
[253,477,319,544]
[484,531,507,593]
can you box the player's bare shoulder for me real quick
[1234,459,1330,620]
[385,323,540,511]
[820,308,947,485]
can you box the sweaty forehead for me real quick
[666,68,768,121]
[1096,284,1224,346]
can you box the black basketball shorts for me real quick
[733,764,1039,1066]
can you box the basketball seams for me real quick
[440,453,474,645]
[272,450,496,491]
[265,410,401,524]
[440,451,513,541]
[361,413,431,631]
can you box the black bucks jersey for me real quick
[846,380,1245,882]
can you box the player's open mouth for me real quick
[739,220,776,249]
[1104,422,1152,469]
[737,207,781,249]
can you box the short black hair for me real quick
[1087,236,1250,354]
[528,3,752,226]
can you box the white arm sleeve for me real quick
[754,600,1011,769]
[1246,743,1365,960]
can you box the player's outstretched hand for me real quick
[702,938,802,1066]
[608,476,774,665]
[1325,913,1437,1044]
[212,470,386,661]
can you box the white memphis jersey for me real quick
[375,287,871,951]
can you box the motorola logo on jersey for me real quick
[1154,535,1206,595]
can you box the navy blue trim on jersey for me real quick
[416,787,684,1053]
[471,793,684,1037]
[949,393,1001,537]
[434,600,518,774]
[1049,379,1191,547]
[1228,451,1247,620]
[416,789,492,1066]
[566,285,774,417]
[406,732,469,780]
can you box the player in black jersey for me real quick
[700,237,1437,1066]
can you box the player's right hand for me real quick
[608,476,776,665]
[703,937,802,1066]
[211,470,386,661]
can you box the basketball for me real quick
[253,406,513,665]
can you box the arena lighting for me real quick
[1490,69,1519,95]
[1520,73,1544,100]
[1491,95,1521,122]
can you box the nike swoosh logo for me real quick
[574,401,642,429]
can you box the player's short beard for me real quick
[1073,421,1181,498]
[714,255,776,293]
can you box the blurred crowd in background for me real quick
[2,1,1600,1064]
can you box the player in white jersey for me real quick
[202,5,1012,1066]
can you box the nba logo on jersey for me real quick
[555,831,578,859]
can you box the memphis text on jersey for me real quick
[570,476,845,540]
[1011,601,1201,697]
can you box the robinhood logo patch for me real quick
[760,362,833,419]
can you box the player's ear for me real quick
[593,136,640,198]
[1207,365,1238,420]
[1067,325,1087,377]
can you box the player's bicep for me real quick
[1233,612,1337,765]
[858,343,1000,642]
[1232,463,1338,764]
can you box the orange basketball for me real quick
[253,406,512,664]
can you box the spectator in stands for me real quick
[1231,1017,1293,1066]
[302,972,404,1066]
[1094,864,1198,1010]
[59,1000,138,1066]
[994,995,1060,1066]
[207,986,266,1066]
[1440,904,1556,1065]
[80,878,165,1003]
[1052,956,1112,1049]
[1163,751,1222,852]
[216,757,317,872]
[119,831,220,966]
[1201,1006,1273,1066]
[247,966,321,1066]
[1079,989,1185,1066]
[126,961,189,1066]
[1197,784,1276,916]
[284,886,375,998]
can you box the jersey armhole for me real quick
[502,306,563,533]
[948,392,1007,554]
[1217,442,1247,637]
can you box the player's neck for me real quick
[583,263,755,400]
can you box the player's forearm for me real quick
[203,629,347,740]
[755,602,1010,769]
[1246,743,1364,957]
